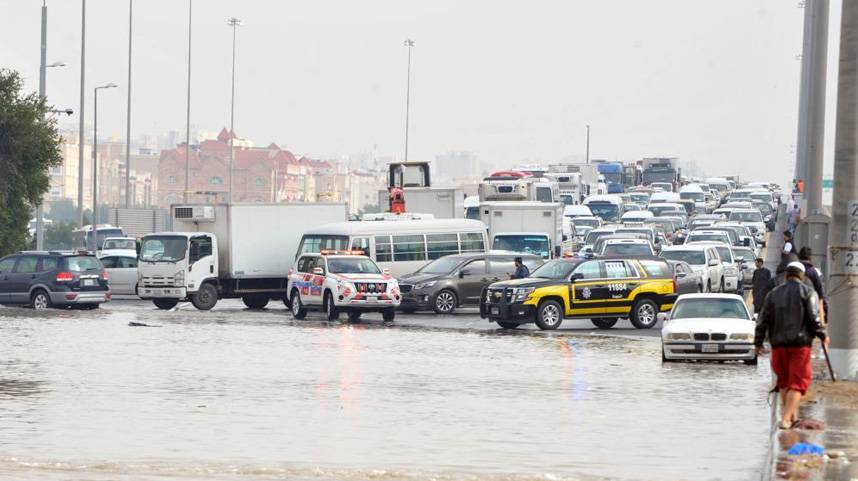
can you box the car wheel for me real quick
[591,318,618,329]
[31,290,51,310]
[242,294,269,310]
[707,280,712,293]
[433,289,457,314]
[535,300,563,330]
[720,279,726,293]
[290,289,307,319]
[191,283,218,311]
[382,308,396,322]
[153,298,179,310]
[696,284,703,293]
[324,291,339,321]
[496,321,519,329]
[744,356,758,366]
[630,298,659,329]
[347,311,362,322]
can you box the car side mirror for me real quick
[708,259,719,267]
[570,273,583,283]
[313,267,324,275]
[382,268,391,275]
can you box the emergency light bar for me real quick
[320,250,365,256]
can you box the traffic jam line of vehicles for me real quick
[1,160,781,363]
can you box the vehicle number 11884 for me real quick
[607,283,626,292]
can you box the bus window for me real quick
[393,235,426,261]
[459,232,485,253]
[350,237,370,255]
[375,235,392,262]
[426,233,459,260]
[298,235,349,255]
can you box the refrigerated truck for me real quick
[478,201,568,259]
[137,203,348,311]
[378,186,465,218]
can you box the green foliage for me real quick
[43,222,76,251]
[0,69,62,257]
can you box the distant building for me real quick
[434,151,479,183]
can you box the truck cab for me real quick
[137,232,217,310]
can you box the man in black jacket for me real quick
[798,247,826,323]
[755,261,827,430]
[751,257,771,315]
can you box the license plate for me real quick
[82,279,95,287]
[702,343,719,353]
[366,296,377,302]
[491,306,499,315]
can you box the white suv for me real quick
[287,252,401,321]
[660,244,725,293]
[686,241,743,294]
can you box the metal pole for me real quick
[92,86,98,250]
[77,0,86,227]
[36,1,47,250]
[124,0,132,207]
[227,18,240,203]
[404,39,414,162]
[828,0,858,380]
[794,1,814,187]
[586,125,590,164]
[184,0,192,203]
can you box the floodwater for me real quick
[0,300,773,481]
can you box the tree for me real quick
[0,69,62,257]
[42,222,76,251]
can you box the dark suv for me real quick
[0,251,111,310]
[397,253,543,314]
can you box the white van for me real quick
[297,219,488,277]
[583,195,624,223]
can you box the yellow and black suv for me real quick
[480,257,677,330]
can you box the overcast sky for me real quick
[1,0,845,185]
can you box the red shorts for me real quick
[770,346,813,395]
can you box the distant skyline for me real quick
[1,0,846,186]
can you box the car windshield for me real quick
[671,298,750,320]
[587,203,620,222]
[603,243,652,256]
[417,256,464,274]
[733,248,755,261]
[492,235,550,259]
[750,193,772,202]
[66,256,101,272]
[680,192,705,202]
[729,211,763,222]
[572,218,600,229]
[140,236,188,262]
[616,229,653,241]
[103,239,135,250]
[689,220,715,230]
[714,246,733,263]
[530,260,577,279]
[688,234,729,244]
[629,194,649,203]
[701,228,737,243]
[584,230,613,245]
[661,250,706,265]
[328,257,381,274]
[649,205,676,216]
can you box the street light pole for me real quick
[91,83,117,250]
[586,125,590,165]
[227,17,241,203]
[403,39,414,162]
[77,0,86,227]
[36,1,47,250]
[124,0,133,207]
[184,0,193,203]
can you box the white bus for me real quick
[297,219,488,276]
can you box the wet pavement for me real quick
[0,299,774,481]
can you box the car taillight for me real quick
[101,271,109,281]
[56,271,74,282]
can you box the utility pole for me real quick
[184,0,193,203]
[124,0,133,207]
[227,17,241,203]
[585,125,590,164]
[91,83,117,250]
[36,1,47,250]
[828,0,858,380]
[77,0,86,227]
[404,39,414,162]
[794,0,831,273]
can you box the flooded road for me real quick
[0,300,772,481]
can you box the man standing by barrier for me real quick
[755,261,827,430]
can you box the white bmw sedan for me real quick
[661,294,756,365]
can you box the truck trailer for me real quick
[478,201,567,259]
[137,203,348,311]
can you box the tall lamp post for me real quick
[77,0,86,227]
[124,0,133,207]
[585,125,590,164]
[226,17,242,203]
[91,82,117,250]
[184,0,193,202]
[403,39,414,162]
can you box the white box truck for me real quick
[479,201,568,259]
[377,187,465,218]
[137,203,348,311]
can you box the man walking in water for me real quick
[755,261,827,430]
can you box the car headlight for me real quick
[174,271,185,287]
[414,280,436,290]
[667,332,691,340]
[730,333,753,341]
[337,280,356,292]
[512,287,535,302]
[725,266,738,276]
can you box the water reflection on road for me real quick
[0,300,772,481]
